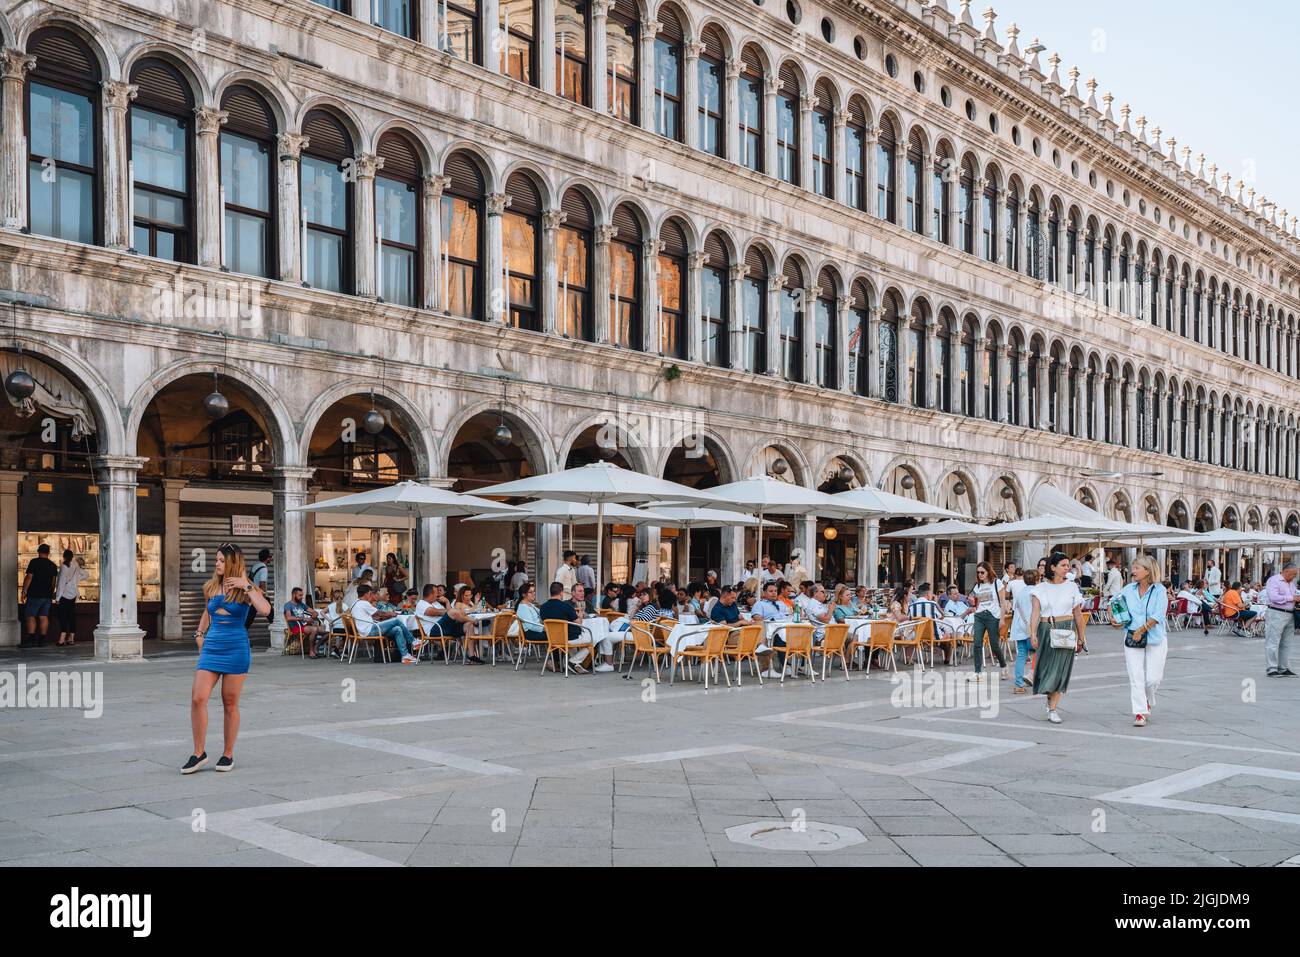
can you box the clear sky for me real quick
[978,0,1300,231]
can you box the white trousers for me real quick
[1124,640,1168,715]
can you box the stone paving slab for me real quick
[1,633,1298,866]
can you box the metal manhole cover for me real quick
[724,820,867,851]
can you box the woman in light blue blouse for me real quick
[1111,555,1168,727]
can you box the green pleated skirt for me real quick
[1032,619,1076,695]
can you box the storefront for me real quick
[312,522,409,599]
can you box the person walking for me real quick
[1263,562,1298,678]
[54,549,89,646]
[184,544,269,773]
[1029,551,1086,724]
[1009,569,1038,693]
[19,542,59,648]
[1113,555,1169,727]
[244,548,271,635]
[966,561,1007,681]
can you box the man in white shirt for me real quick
[1103,560,1124,599]
[1080,557,1095,588]
[413,584,444,633]
[1204,560,1223,598]
[351,584,421,664]
[508,562,529,596]
[351,552,373,581]
[555,550,578,600]
[576,555,597,594]
[803,584,833,642]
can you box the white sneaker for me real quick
[1133,714,1147,727]
[410,639,423,654]
[965,672,982,681]
[401,655,419,665]
[761,668,782,678]
[593,662,614,673]
[1048,710,1062,724]
[998,668,1007,681]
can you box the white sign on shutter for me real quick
[231,515,260,536]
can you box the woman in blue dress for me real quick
[183,544,270,774]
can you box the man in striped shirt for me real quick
[907,582,942,620]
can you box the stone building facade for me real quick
[1,0,1297,658]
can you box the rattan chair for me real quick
[779,623,816,683]
[540,619,595,676]
[340,612,389,664]
[672,625,732,688]
[722,623,765,686]
[819,622,850,680]
[622,620,672,681]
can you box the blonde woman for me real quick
[1112,555,1169,727]
[184,544,269,773]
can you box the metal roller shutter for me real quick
[561,189,593,229]
[376,131,422,181]
[505,172,541,216]
[659,218,687,258]
[444,151,484,197]
[179,512,276,645]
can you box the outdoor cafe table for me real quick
[665,617,792,654]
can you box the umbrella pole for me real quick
[756,508,764,571]
[596,502,605,591]
[408,511,414,592]
[685,523,692,585]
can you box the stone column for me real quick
[161,479,187,641]
[542,209,565,334]
[635,524,660,583]
[352,153,383,297]
[798,92,813,188]
[801,289,816,386]
[866,305,882,399]
[996,345,1010,422]
[1053,214,1066,287]
[417,476,452,588]
[971,177,986,260]
[922,317,937,409]
[590,0,610,115]
[720,526,744,585]
[643,238,663,353]
[836,295,852,392]
[1127,384,1140,451]
[762,76,777,176]
[864,518,880,587]
[277,132,308,283]
[638,17,659,130]
[863,126,879,215]
[1014,199,1028,273]
[421,175,449,310]
[485,191,511,321]
[593,224,615,343]
[194,106,228,268]
[92,456,148,660]
[686,250,705,364]
[0,471,25,647]
[103,80,138,250]
[728,262,747,370]
[1,50,35,230]
[481,0,501,70]
[1093,372,1108,442]
[973,336,988,419]
[269,467,314,653]
[1016,348,1030,427]
[764,273,782,376]
[1035,353,1050,430]
[897,315,913,407]
[538,0,556,94]
[724,58,740,164]
[919,147,932,240]
[536,523,562,587]
[683,41,701,150]
[793,517,817,581]
[831,110,847,204]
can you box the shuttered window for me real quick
[301,110,353,294]
[376,132,422,306]
[610,205,641,349]
[558,190,593,340]
[658,219,687,358]
[130,58,194,263]
[702,233,729,368]
[504,172,541,331]
[441,151,483,320]
[220,85,277,278]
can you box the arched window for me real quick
[1004,182,1019,270]
[780,259,805,380]
[984,326,999,420]
[1086,361,1098,439]
[741,246,767,374]
[811,83,833,199]
[696,27,725,157]
[653,8,686,137]
[440,0,481,64]
[220,85,277,278]
[844,100,867,211]
[848,279,870,395]
[130,58,194,262]
[1163,262,1174,331]
[932,149,951,244]
[1025,201,1042,279]
[657,219,687,358]
[814,269,837,389]
[301,109,353,294]
[876,120,896,222]
[1101,234,1113,307]
[908,304,928,408]
[608,0,639,124]
[1047,206,1060,283]
[375,131,422,306]
[1133,252,1145,318]
[1192,278,1203,343]
[1119,242,1131,314]
[905,132,923,234]
[558,189,594,339]
[702,232,730,368]
[503,172,541,331]
[775,64,800,186]
[737,51,764,173]
[935,316,952,412]
[441,151,483,319]
[27,28,101,244]
[374,0,416,38]
[1178,268,1189,337]
[1148,257,1161,325]
[555,0,590,106]
[500,0,537,85]
[957,160,975,254]
[1027,345,1040,427]
[879,292,901,403]
[981,173,997,262]
[1083,227,1096,294]
[610,204,641,349]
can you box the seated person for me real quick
[437,585,485,664]
[538,581,592,672]
[511,582,545,641]
[599,582,621,612]
[908,583,942,620]
[1220,582,1257,636]
[752,581,789,622]
[709,586,742,625]
[283,587,320,658]
[350,584,421,664]
[831,585,854,622]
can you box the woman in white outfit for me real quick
[1112,555,1169,728]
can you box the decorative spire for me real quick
[1195,152,1205,179]
[982,6,997,41]
[1119,102,1131,133]
[1207,162,1217,186]
[1047,52,1061,86]
[1150,124,1161,153]
[1102,91,1114,122]
[1221,171,1231,192]
[1135,114,1147,143]
[959,0,974,27]
[1004,22,1020,57]
[1164,135,1176,160]
[1181,146,1191,172]
[1085,77,1098,110]
[1026,37,1042,72]
[1066,65,1080,99]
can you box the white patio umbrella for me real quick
[830,487,970,521]
[688,474,883,568]
[474,462,725,588]
[880,519,991,588]
[462,499,679,553]
[639,506,780,583]
[292,481,522,588]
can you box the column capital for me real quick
[543,208,567,230]
[92,455,148,480]
[595,223,617,245]
[1,48,36,81]
[270,466,317,485]
[486,191,512,216]
[799,92,815,111]
[194,106,229,136]
[688,250,709,269]
[684,40,702,60]
[102,80,138,111]
[766,274,784,293]
[640,18,661,34]
[350,153,385,181]
[592,0,611,15]
[278,132,310,160]
[725,57,743,80]
[645,237,666,256]
[762,76,778,97]
[0,469,27,491]
[836,294,852,311]
[728,262,746,281]
[423,174,451,199]
[833,109,848,130]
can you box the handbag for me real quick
[1048,627,1076,649]
[1123,630,1147,649]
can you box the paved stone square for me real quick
[2,634,1298,867]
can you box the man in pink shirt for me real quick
[1263,563,1298,677]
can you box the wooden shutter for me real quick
[660,219,687,258]
[745,245,768,278]
[701,26,724,61]
[377,131,421,181]
[561,189,592,230]
[130,58,193,113]
[505,172,540,216]
[29,27,101,85]
[302,109,352,162]
[443,151,483,197]
[611,204,640,243]
[704,231,728,268]
[221,85,276,139]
